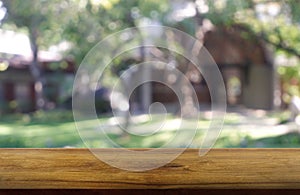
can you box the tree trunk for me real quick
[29,29,45,110]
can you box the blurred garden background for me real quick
[0,0,300,148]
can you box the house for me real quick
[0,29,75,113]
[122,24,277,113]
[197,24,275,110]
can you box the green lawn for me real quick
[0,110,208,148]
[0,110,81,147]
[0,109,300,148]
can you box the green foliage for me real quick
[278,64,300,103]
[287,0,300,23]
[1,0,72,49]
[205,0,253,25]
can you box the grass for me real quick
[0,110,194,148]
[0,110,82,147]
[0,109,300,148]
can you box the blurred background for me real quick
[0,0,300,148]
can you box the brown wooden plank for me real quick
[0,149,300,189]
[1,189,300,195]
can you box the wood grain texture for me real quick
[0,149,300,189]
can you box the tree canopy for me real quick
[1,0,299,63]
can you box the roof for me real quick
[201,24,273,66]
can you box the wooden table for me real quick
[1,149,300,194]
